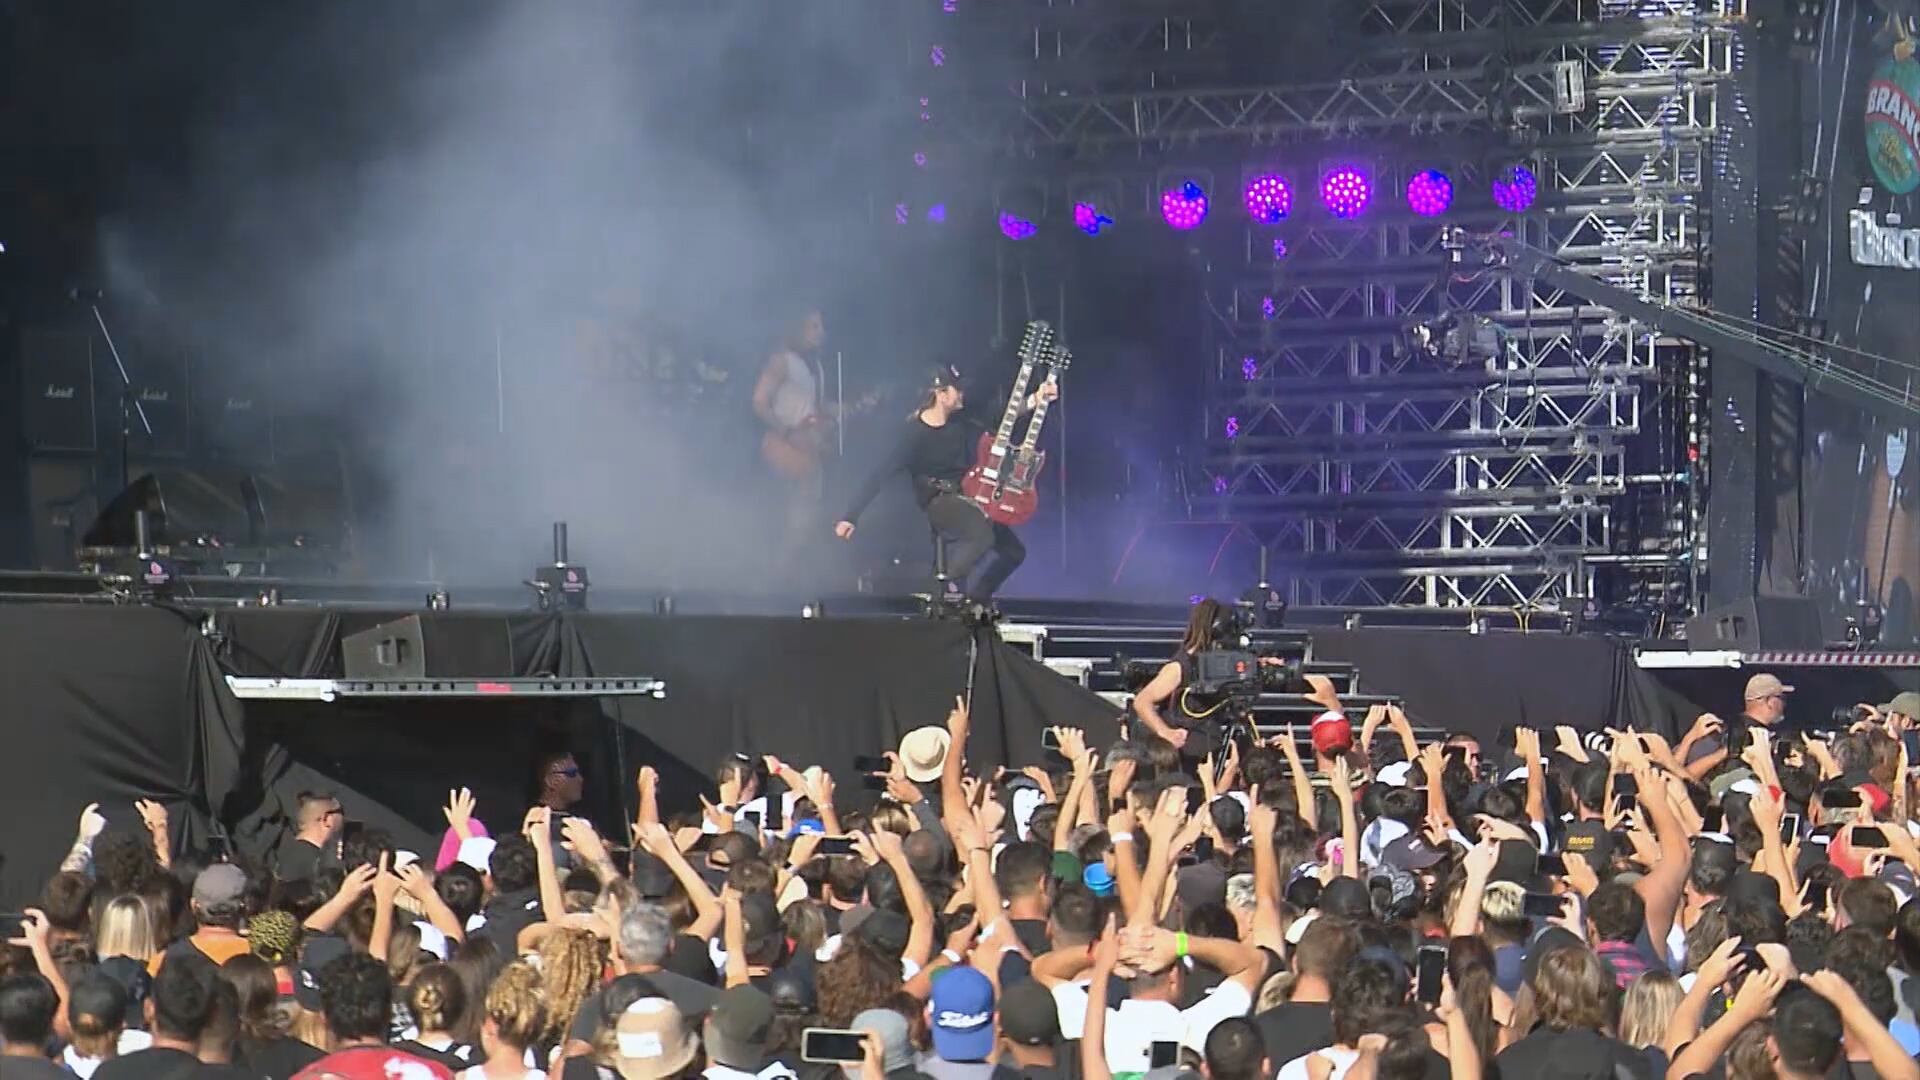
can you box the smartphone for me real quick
[1522,892,1564,919]
[1186,786,1205,815]
[861,774,890,792]
[1611,794,1635,819]
[740,808,764,831]
[816,836,858,857]
[1805,879,1830,912]
[1150,1042,1182,1069]
[0,912,24,941]
[852,755,888,774]
[1780,813,1801,843]
[1825,788,1862,809]
[1041,728,1062,751]
[1702,808,1725,834]
[1853,825,1889,848]
[801,1029,868,1064]
[1537,853,1567,877]
[1416,946,1447,1005]
[1614,774,1639,799]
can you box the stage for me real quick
[0,598,1915,907]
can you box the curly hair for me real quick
[816,935,902,1027]
[481,962,548,1053]
[534,927,604,1049]
[93,834,162,898]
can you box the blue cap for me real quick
[790,818,827,836]
[929,966,996,1062]
[1082,863,1115,897]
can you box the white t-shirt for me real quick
[1051,977,1253,1069]
[456,1068,545,1080]
[62,1030,153,1079]
[1278,1046,1359,1080]
[767,351,819,428]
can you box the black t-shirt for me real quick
[1011,919,1051,957]
[476,889,543,953]
[991,1062,1074,1080]
[240,1035,327,1080]
[2,1056,74,1080]
[1254,1002,1336,1066]
[388,1039,476,1072]
[843,416,987,522]
[275,839,326,882]
[1491,1027,1655,1080]
[93,1046,210,1080]
[566,971,722,1042]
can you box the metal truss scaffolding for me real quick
[973,0,1734,614]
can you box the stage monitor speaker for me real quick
[81,473,168,548]
[28,458,98,570]
[342,616,427,680]
[339,615,515,680]
[1685,595,1826,650]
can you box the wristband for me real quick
[1111,831,1135,844]
[941,949,963,965]
[1175,932,1189,958]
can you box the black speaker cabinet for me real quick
[339,616,514,679]
[21,330,97,452]
[1685,596,1826,650]
[342,616,428,680]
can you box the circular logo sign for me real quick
[1865,54,1920,195]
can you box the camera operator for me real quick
[1680,673,1794,781]
[1132,599,1341,763]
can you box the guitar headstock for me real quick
[1017,320,1055,367]
[1047,342,1072,376]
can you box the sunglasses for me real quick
[553,767,582,778]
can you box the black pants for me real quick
[925,492,1026,598]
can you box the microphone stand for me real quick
[88,302,153,495]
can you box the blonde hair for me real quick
[1618,970,1681,1049]
[1532,947,1615,1033]
[1481,882,1525,923]
[95,894,158,962]
[483,962,549,1052]
[288,1002,330,1051]
[868,802,912,838]
[532,929,601,1049]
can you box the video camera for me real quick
[1117,601,1308,707]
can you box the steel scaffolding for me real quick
[965,0,1735,613]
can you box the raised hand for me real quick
[1730,966,1786,1022]
[522,806,553,845]
[1461,840,1500,882]
[946,695,970,736]
[1329,757,1355,800]
[1303,674,1340,711]
[77,802,107,843]
[1514,727,1542,766]
[868,828,906,865]
[371,853,401,905]
[1106,757,1138,809]
[444,788,477,839]
[395,861,434,900]
[135,799,168,835]
[6,908,50,951]
[1249,802,1278,842]
[338,862,379,902]
[561,817,611,868]
[1561,851,1600,896]
[1275,724,1303,762]
[1696,935,1745,989]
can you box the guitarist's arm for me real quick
[751,353,790,430]
[836,424,915,536]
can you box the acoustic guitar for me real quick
[760,389,883,479]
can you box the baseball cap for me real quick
[998,980,1061,1047]
[1311,710,1353,756]
[456,836,498,873]
[1883,691,1920,721]
[929,966,996,1062]
[740,894,785,959]
[852,1008,915,1073]
[1488,839,1541,886]
[193,863,247,907]
[856,909,910,958]
[1374,761,1414,787]
[929,364,965,390]
[1560,821,1615,869]
[1380,834,1449,873]
[705,985,775,1066]
[1745,673,1795,700]
[1319,877,1372,920]
[1361,819,1410,868]
[616,998,699,1080]
[293,934,351,1012]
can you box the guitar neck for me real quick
[1015,375,1057,454]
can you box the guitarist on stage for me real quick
[754,308,830,552]
[834,363,1057,600]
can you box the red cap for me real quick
[1311,710,1353,756]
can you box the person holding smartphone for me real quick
[1679,673,1795,781]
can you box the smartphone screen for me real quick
[1522,893,1564,919]
[0,912,24,941]
[1614,774,1639,799]
[1041,728,1062,751]
[1536,853,1567,877]
[800,1029,868,1064]
[851,755,888,774]
[1853,825,1889,848]
[1780,813,1801,843]
[1416,946,1447,1005]
[1150,1042,1181,1069]
[860,774,890,792]
[1805,879,1830,911]
[1186,786,1205,815]
[1611,794,1635,819]
[740,808,764,831]
[816,836,857,857]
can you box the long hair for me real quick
[1531,946,1615,1034]
[1618,970,1681,1049]
[95,894,158,962]
[220,954,285,1043]
[816,934,902,1027]
[534,927,605,1051]
[408,963,468,1038]
[1446,936,1499,1065]
[480,962,548,1055]
[1182,598,1227,655]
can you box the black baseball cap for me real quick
[929,364,964,389]
[998,980,1062,1046]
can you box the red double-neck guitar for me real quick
[960,321,1071,526]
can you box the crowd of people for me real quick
[6,632,1920,1080]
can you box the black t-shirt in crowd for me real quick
[240,1035,328,1080]
[2,1056,74,1080]
[388,1039,477,1072]
[842,415,986,522]
[92,1046,210,1080]
[1253,1002,1336,1066]
[1491,1027,1655,1080]
[566,971,721,1043]
[1010,919,1051,957]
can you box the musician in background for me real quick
[834,364,1057,600]
[754,308,829,552]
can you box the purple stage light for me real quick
[1211,476,1228,496]
[1272,237,1289,259]
[1492,164,1538,213]
[926,204,947,223]
[1224,415,1240,439]
[1160,181,1209,230]
[1261,296,1276,320]
[1073,202,1114,236]
[998,212,1037,240]
[1242,173,1293,224]
[1405,169,1454,217]
[895,203,910,225]
[1241,356,1258,380]
[1320,167,1373,219]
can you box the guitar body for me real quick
[961,431,1046,525]
[761,418,831,479]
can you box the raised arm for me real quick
[369,854,399,962]
[1330,758,1360,879]
[951,810,1005,933]
[940,695,971,828]
[1107,807,1142,918]
[397,862,466,944]
[1631,765,1691,955]
[524,808,568,924]
[1273,726,1317,822]
[1515,727,1547,826]
[866,830,935,970]
[1248,803,1285,955]
[1667,969,1781,1080]
[305,863,378,933]
[1663,937,1742,1053]
[1081,916,1120,1080]
[1131,661,1191,749]
[1448,842,1499,938]
[1129,787,1187,926]
[1805,970,1920,1080]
